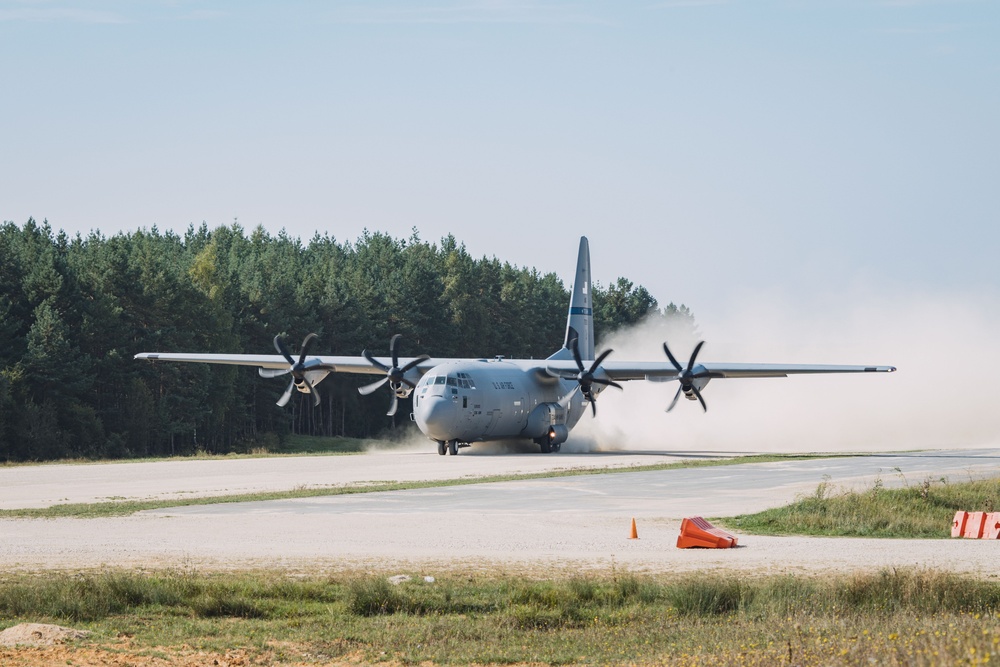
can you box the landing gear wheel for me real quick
[539,441,552,454]
[437,441,446,456]
[448,440,458,456]
[552,443,561,453]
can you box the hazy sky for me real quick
[2,0,998,327]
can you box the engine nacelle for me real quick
[295,369,332,394]
[683,377,711,400]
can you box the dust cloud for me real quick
[362,425,433,454]
[574,289,1000,454]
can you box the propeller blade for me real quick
[297,332,318,366]
[302,376,321,407]
[547,367,580,380]
[363,349,391,373]
[358,377,389,396]
[592,378,623,390]
[389,333,402,368]
[662,342,683,373]
[692,384,708,412]
[265,333,323,407]
[569,337,585,372]
[687,341,705,373]
[590,348,614,373]
[399,354,431,374]
[666,385,683,412]
[359,335,430,418]
[277,379,295,407]
[274,335,295,366]
[558,384,581,409]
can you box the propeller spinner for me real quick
[358,334,430,416]
[663,340,708,412]
[549,337,623,416]
[260,333,322,407]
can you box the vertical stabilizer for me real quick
[548,236,595,362]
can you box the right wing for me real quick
[133,352,449,376]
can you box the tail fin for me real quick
[548,236,594,362]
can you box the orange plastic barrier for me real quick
[963,511,986,539]
[984,513,1000,540]
[676,516,738,549]
[952,511,969,538]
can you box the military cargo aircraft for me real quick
[135,237,895,455]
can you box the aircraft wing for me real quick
[133,352,448,376]
[542,360,896,382]
[138,353,896,381]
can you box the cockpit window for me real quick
[457,372,476,389]
[447,377,458,386]
[434,376,446,385]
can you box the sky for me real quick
[2,0,999,450]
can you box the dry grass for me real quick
[2,568,1000,665]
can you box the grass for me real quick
[721,474,1000,538]
[0,452,851,519]
[2,568,1000,665]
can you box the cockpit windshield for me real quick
[418,373,476,389]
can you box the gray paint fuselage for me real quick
[411,359,588,444]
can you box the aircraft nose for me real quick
[415,395,457,441]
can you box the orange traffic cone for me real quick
[629,517,638,539]
[676,516,738,549]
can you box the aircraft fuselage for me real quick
[411,359,590,451]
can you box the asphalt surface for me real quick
[2,448,999,575]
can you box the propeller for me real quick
[264,333,322,408]
[548,337,622,416]
[663,340,708,413]
[358,334,430,416]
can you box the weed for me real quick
[348,577,405,616]
[3,568,1000,665]
[724,476,1000,538]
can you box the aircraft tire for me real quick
[448,440,458,456]
[437,441,446,456]
[552,443,561,453]
[539,441,552,454]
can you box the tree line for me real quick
[0,219,696,461]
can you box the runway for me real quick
[2,448,999,575]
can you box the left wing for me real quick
[594,361,897,382]
[542,337,895,413]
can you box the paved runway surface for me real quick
[2,448,999,574]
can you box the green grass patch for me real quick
[722,475,1000,538]
[3,568,1000,665]
[0,453,852,519]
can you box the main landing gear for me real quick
[437,440,461,456]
